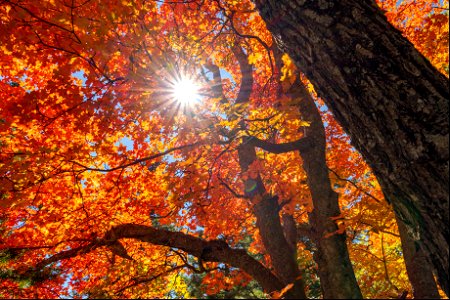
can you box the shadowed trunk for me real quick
[396,215,441,299]
[253,0,449,294]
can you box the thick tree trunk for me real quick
[396,215,441,299]
[254,0,449,293]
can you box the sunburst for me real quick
[171,77,200,106]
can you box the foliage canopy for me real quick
[0,0,448,298]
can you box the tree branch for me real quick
[231,45,254,105]
[70,142,203,172]
[296,223,313,240]
[247,136,312,154]
[328,167,382,203]
[22,224,283,294]
[228,10,274,76]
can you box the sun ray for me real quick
[171,77,200,106]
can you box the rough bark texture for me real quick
[232,45,306,299]
[254,0,449,293]
[396,215,441,299]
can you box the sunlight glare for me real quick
[172,78,200,105]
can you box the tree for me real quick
[396,215,441,299]
[253,0,449,293]
[0,0,447,298]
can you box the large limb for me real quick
[17,224,283,294]
[248,136,312,153]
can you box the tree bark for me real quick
[292,79,362,299]
[21,224,284,294]
[396,215,441,299]
[253,0,449,293]
[249,80,362,298]
[232,45,306,299]
[250,46,362,298]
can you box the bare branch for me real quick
[70,142,203,173]
[328,167,383,203]
[228,11,274,76]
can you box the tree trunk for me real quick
[396,215,441,299]
[292,79,362,299]
[205,46,306,298]
[237,138,306,298]
[232,45,306,299]
[271,45,361,298]
[253,0,449,294]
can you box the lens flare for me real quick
[172,78,200,105]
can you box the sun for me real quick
[171,78,200,105]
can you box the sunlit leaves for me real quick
[378,0,449,76]
[0,0,446,298]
